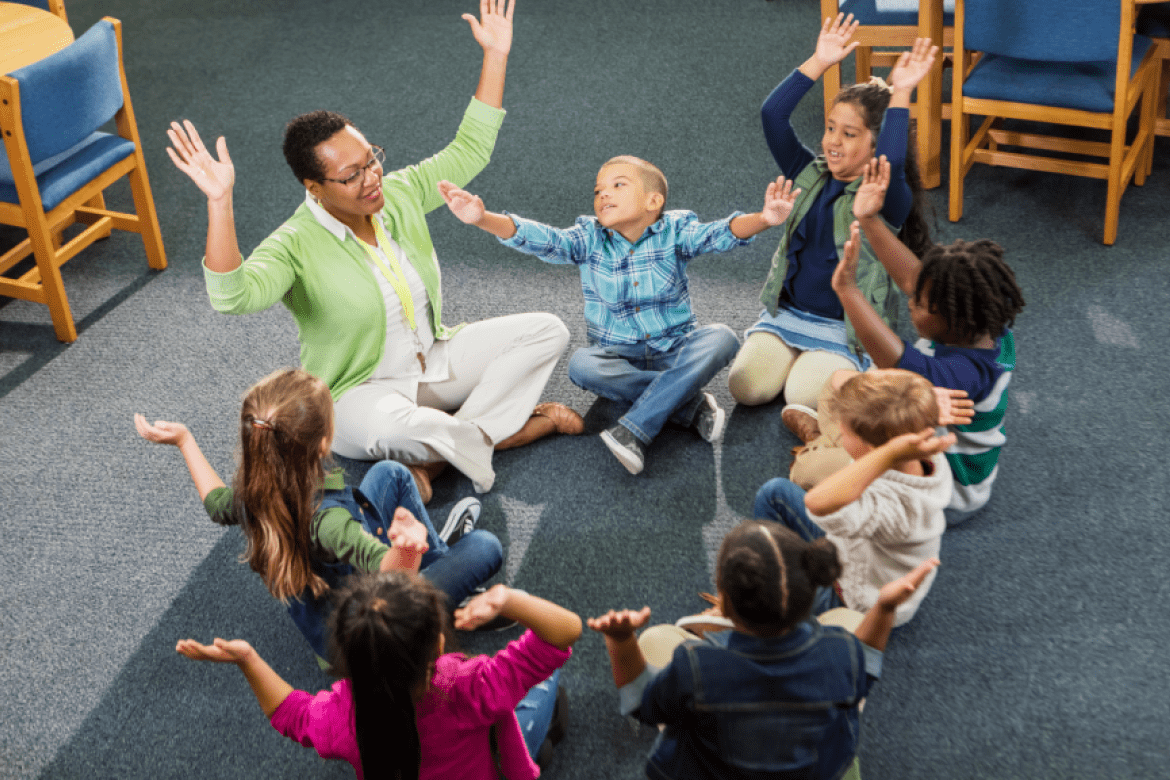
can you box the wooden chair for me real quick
[1137,2,1170,136]
[820,0,955,188]
[948,0,1160,246]
[0,17,165,342]
[9,0,68,23]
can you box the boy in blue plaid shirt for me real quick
[438,157,798,474]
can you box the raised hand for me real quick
[134,413,190,448]
[453,583,510,630]
[761,176,802,226]
[885,427,957,465]
[438,180,486,225]
[175,637,255,665]
[387,507,429,553]
[888,37,939,93]
[814,13,860,67]
[875,557,940,611]
[586,607,652,641]
[463,0,515,57]
[166,120,234,202]
[934,388,975,426]
[831,220,863,294]
[852,156,890,220]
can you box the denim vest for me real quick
[642,621,872,780]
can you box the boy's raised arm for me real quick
[832,221,905,368]
[730,175,801,239]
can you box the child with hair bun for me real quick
[589,519,939,780]
[756,369,955,626]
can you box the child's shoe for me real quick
[692,392,726,442]
[439,496,481,546]
[781,403,820,443]
[601,424,645,475]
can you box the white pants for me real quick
[332,313,570,492]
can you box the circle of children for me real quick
[136,4,1027,779]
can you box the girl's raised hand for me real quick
[463,0,515,57]
[586,607,652,641]
[453,583,510,630]
[831,221,863,294]
[814,13,860,67]
[176,637,255,665]
[438,180,487,225]
[852,156,890,220]
[876,557,940,611]
[761,176,802,226]
[934,388,975,426]
[166,120,234,202]
[134,413,190,447]
[888,37,939,93]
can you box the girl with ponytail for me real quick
[136,368,503,665]
[177,572,582,780]
[589,519,938,780]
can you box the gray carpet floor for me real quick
[3,0,1170,778]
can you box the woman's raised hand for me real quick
[815,13,860,67]
[464,0,515,57]
[888,37,939,93]
[166,120,234,202]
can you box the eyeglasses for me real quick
[323,145,384,188]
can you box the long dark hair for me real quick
[717,519,842,636]
[833,80,934,258]
[330,572,447,780]
[235,368,333,603]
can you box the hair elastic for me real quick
[251,418,274,430]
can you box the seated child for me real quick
[757,369,954,625]
[437,157,799,474]
[589,518,939,780]
[787,158,1027,522]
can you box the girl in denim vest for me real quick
[590,519,938,780]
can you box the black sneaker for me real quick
[456,587,519,632]
[439,497,481,546]
[692,392,726,443]
[600,424,645,475]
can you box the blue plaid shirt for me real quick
[500,210,750,350]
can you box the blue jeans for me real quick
[290,461,503,659]
[516,668,561,759]
[753,477,844,616]
[568,324,739,444]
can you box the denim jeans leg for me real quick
[356,461,448,568]
[753,478,842,613]
[622,324,740,441]
[419,529,503,610]
[568,343,658,406]
[515,668,561,759]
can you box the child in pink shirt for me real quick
[176,573,581,780]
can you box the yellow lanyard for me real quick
[359,217,416,331]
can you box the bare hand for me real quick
[134,413,190,448]
[888,38,939,93]
[876,557,939,610]
[814,13,860,67]
[831,220,862,294]
[934,388,974,426]
[382,507,430,573]
[586,607,652,641]
[166,120,234,202]
[453,583,510,630]
[463,0,515,57]
[852,156,890,220]
[438,180,486,225]
[760,176,801,226]
[175,637,255,665]
[885,427,957,465]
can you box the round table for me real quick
[0,2,74,74]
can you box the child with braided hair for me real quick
[787,157,1026,522]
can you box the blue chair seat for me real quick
[0,131,135,211]
[964,36,1154,113]
[838,0,953,27]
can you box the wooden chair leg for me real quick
[87,192,113,239]
[824,62,842,120]
[27,230,77,342]
[948,103,966,222]
[854,47,872,84]
[126,158,167,271]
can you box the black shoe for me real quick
[439,497,481,546]
[457,587,520,632]
[600,424,645,474]
[692,392,726,443]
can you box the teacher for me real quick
[166,0,582,501]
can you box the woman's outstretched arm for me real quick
[466,0,516,109]
[166,121,241,274]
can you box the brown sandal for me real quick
[532,402,584,435]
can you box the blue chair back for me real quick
[964,0,1121,62]
[9,19,123,166]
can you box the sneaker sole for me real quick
[600,429,644,475]
[439,496,481,544]
[697,398,726,443]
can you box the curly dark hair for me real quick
[833,80,934,258]
[282,110,352,184]
[914,239,1027,344]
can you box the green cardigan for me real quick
[759,156,901,358]
[204,98,506,400]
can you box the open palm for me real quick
[464,0,515,57]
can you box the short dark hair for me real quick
[914,239,1027,344]
[282,110,352,184]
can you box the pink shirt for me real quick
[270,630,572,780]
